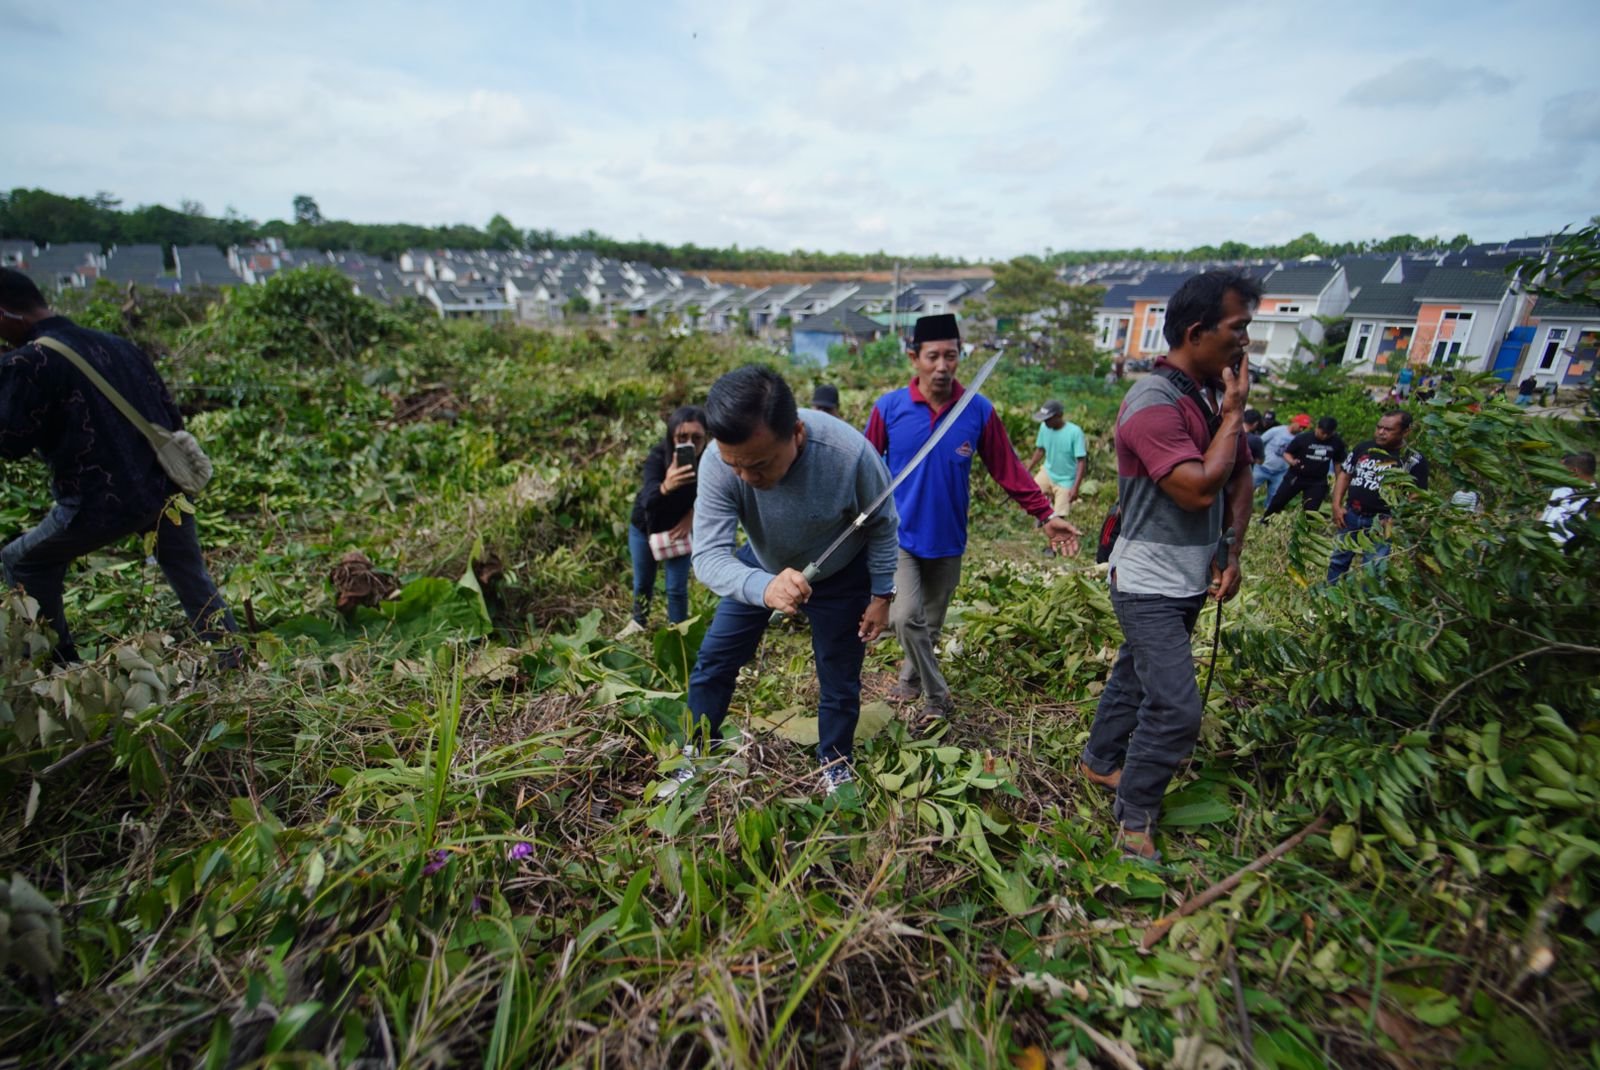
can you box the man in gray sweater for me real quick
[667,364,899,798]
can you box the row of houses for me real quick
[1,240,992,352]
[5,236,1591,384]
[1087,238,1594,388]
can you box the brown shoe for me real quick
[1118,828,1160,862]
[914,693,954,726]
[886,681,921,704]
[1079,760,1121,793]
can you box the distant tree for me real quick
[486,213,521,251]
[988,255,1103,372]
[293,195,323,227]
[1295,315,1352,366]
[565,294,592,317]
[179,199,205,217]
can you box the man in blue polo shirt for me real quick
[865,314,1080,723]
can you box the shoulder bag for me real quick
[35,335,213,495]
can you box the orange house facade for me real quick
[1092,272,1192,364]
[1342,268,1525,374]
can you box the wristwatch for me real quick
[872,588,896,603]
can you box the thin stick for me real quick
[1061,1011,1145,1070]
[1226,942,1256,1068]
[1141,812,1329,952]
[1424,645,1557,730]
[39,738,111,777]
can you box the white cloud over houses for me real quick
[4,0,1597,258]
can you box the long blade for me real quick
[812,348,1004,570]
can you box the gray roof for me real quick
[1531,294,1600,320]
[1099,271,1193,309]
[796,308,883,336]
[1413,267,1511,302]
[1344,283,1423,319]
[1337,257,1399,292]
[1438,251,1519,270]
[102,245,167,281]
[1262,264,1339,296]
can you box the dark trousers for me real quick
[1083,576,1207,833]
[688,544,869,765]
[1262,475,1329,519]
[2,499,238,664]
[627,523,691,625]
[1326,511,1390,583]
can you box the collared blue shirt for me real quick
[865,378,1051,559]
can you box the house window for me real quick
[1277,304,1303,315]
[1539,327,1568,370]
[1352,323,1374,363]
[1432,310,1474,364]
[1140,305,1166,351]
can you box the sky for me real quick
[6,0,1599,260]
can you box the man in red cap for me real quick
[865,313,1079,724]
[1263,416,1346,521]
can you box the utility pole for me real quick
[891,260,901,339]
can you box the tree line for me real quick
[4,186,1480,272]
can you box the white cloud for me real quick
[1542,89,1600,143]
[3,0,1594,257]
[1343,57,1515,108]
[1203,117,1309,162]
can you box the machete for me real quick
[768,347,1005,625]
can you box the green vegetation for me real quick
[0,275,1596,1067]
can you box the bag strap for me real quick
[1154,364,1223,437]
[34,335,169,448]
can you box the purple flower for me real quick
[507,841,533,861]
[423,849,449,875]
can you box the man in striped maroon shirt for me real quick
[1080,271,1257,861]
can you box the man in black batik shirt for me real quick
[1262,416,1346,520]
[1326,411,1428,583]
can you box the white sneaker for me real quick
[657,744,698,799]
[819,762,854,797]
[616,619,646,639]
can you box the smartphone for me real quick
[674,442,696,470]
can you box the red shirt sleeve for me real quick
[1119,402,1203,483]
[978,409,1053,520]
[863,405,888,454]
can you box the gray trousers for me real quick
[1083,578,1207,833]
[889,550,963,701]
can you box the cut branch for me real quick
[1141,812,1329,952]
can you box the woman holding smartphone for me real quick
[622,405,709,634]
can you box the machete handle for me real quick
[766,562,821,626]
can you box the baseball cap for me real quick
[1032,399,1064,421]
[1291,413,1311,429]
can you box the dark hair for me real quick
[0,268,47,313]
[662,405,708,452]
[1243,408,1262,427]
[1380,410,1414,432]
[1565,451,1596,477]
[1163,270,1264,348]
[705,364,797,445]
[1317,416,1338,433]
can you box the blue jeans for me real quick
[1252,465,1286,502]
[1083,575,1208,833]
[688,544,869,765]
[1326,511,1391,583]
[628,524,691,625]
[2,498,238,664]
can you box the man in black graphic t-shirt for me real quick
[1263,416,1346,520]
[1326,411,1428,582]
